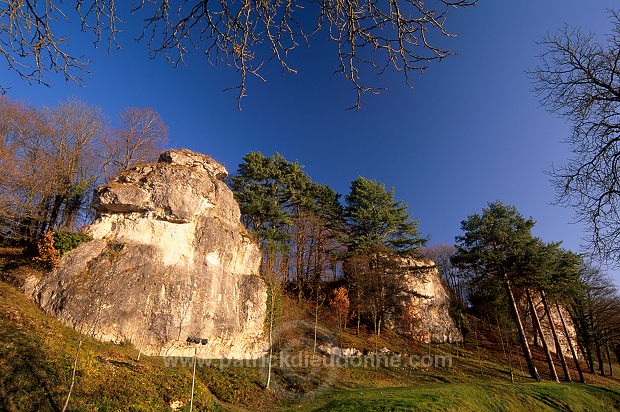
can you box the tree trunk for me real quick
[605,339,613,377]
[586,298,598,374]
[356,301,361,336]
[266,283,274,389]
[33,196,52,240]
[265,252,277,390]
[296,220,305,303]
[495,315,512,382]
[580,341,595,374]
[526,289,559,382]
[540,291,571,382]
[529,304,539,348]
[313,294,319,358]
[508,338,515,383]
[556,301,585,383]
[474,329,483,376]
[190,346,197,412]
[596,341,605,376]
[375,252,383,338]
[46,194,65,235]
[373,312,378,336]
[504,278,540,381]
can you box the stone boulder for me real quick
[35,149,267,359]
[386,258,462,343]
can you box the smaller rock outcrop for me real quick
[386,258,462,343]
[523,292,580,359]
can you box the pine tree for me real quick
[343,177,426,335]
[345,176,425,255]
[233,152,347,294]
[452,201,541,382]
[231,152,294,247]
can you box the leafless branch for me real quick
[533,10,620,263]
[0,0,473,108]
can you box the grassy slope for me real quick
[286,383,620,411]
[1,249,619,411]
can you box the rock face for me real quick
[386,258,462,343]
[35,149,267,359]
[523,292,580,359]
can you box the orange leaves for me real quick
[329,286,350,330]
[33,231,60,269]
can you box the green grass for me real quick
[1,255,620,412]
[285,383,620,411]
[0,280,245,411]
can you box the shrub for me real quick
[33,231,60,269]
[106,240,125,261]
[53,231,92,256]
[329,287,350,331]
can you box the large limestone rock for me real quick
[35,149,267,359]
[386,258,462,343]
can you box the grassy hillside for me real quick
[1,249,619,411]
[286,383,620,411]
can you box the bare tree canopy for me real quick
[532,10,620,263]
[0,0,474,108]
[103,107,168,181]
[0,96,168,244]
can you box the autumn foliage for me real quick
[33,231,60,269]
[329,287,350,331]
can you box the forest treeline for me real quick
[1,96,619,385]
[448,202,620,382]
[0,97,168,245]
[231,153,620,384]
[231,151,427,338]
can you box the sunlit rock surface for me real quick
[387,258,463,343]
[36,149,267,359]
[522,292,580,359]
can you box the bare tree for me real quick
[533,10,620,263]
[0,97,52,242]
[423,243,469,305]
[0,1,474,108]
[43,98,105,231]
[0,97,105,243]
[345,245,421,336]
[570,264,620,377]
[0,1,89,92]
[0,99,171,244]
[102,108,168,181]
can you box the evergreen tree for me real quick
[231,151,307,247]
[452,201,542,381]
[232,151,346,297]
[345,176,426,255]
[343,177,426,335]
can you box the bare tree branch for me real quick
[532,10,620,263]
[0,0,474,108]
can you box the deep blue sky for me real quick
[5,1,620,286]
